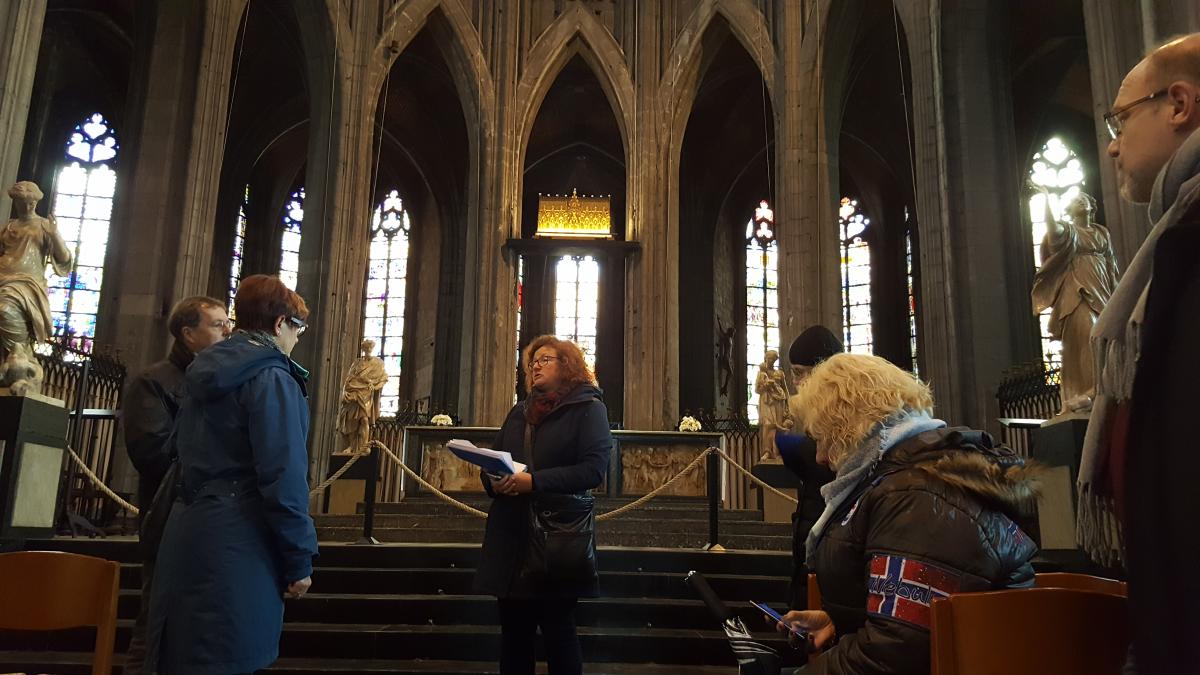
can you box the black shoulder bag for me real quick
[520,424,599,585]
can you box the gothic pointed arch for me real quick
[515,5,634,155]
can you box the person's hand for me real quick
[492,471,533,496]
[285,576,312,599]
[776,610,836,651]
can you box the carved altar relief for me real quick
[620,444,707,496]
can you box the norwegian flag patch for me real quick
[866,554,961,629]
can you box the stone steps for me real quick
[0,539,804,672]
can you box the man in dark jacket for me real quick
[121,295,230,675]
[1100,33,1200,672]
[779,325,841,611]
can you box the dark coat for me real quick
[473,384,612,599]
[145,333,318,674]
[1125,196,1200,673]
[806,428,1040,675]
[776,431,835,610]
[123,343,190,514]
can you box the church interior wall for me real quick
[16,0,1200,484]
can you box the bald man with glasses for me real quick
[1082,33,1200,673]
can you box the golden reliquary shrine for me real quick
[535,188,613,239]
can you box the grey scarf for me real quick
[806,409,945,559]
[1077,127,1200,566]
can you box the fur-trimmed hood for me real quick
[882,428,1044,519]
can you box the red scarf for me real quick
[524,385,574,426]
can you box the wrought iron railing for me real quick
[34,338,127,534]
[995,362,1062,458]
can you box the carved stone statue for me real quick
[0,181,72,396]
[334,339,388,455]
[755,350,791,460]
[1030,187,1120,414]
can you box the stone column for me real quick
[1145,0,1200,44]
[1082,0,1153,266]
[927,0,1037,429]
[289,2,382,484]
[102,1,241,372]
[0,1,46,218]
[458,2,515,426]
[623,3,675,430]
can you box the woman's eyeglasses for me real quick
[286,316,307,336]
[531,355,560,368]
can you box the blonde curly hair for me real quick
[790,353,933,469]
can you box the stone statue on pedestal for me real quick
[755,349,790,461]
[0,181,72,396]
[1030,186,1120,414]
[334,339,388,455]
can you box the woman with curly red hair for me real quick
[474,335,613,675]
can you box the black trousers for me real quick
[498,597,582,675]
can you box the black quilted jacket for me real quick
[806,428,1041,675]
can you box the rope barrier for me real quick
[372,441,489,518]
[66,446,139,515]
[596,448,712,522]
[309,453,362,496]
[712,447,800,505]
[371,440,722,522]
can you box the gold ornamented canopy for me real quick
[535,188,612,239]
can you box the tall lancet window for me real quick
[1028,137,1084,367]
[228,185,249,313]
[278,187,304,290]
[362,189,411,415]
[840,197,873,354]
[554,255,599,372]
[745,200,779,423]
[48,113,120,352]
[906,226,919,376]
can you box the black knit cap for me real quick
[788,325,843,367]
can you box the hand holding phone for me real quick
[749,601,807,639]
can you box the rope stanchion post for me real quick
[355,441,381,545]
[705,447,721,550]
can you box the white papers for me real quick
[446,438,527,475]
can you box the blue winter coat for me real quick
[473,384,612,599]
[145,332,318,674]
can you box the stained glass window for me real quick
[228,185,249,314]
[745,202,780,424]
[48,113,119,352]
[1028,137,1083,368]
[554,255,599,372]
[278,187,304,290]
[362,189,411,416]
[906,226,919,376]
[840,197,873,355]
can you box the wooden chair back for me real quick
[930,587,1128,675]
[0,551,121,675]
[1035,572,1127,597]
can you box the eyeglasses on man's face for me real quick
[286,316,307,335]
[531,355,560,368]
[1104,89,1168,140]
[209,319,233,330]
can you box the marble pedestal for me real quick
[0,395,68,542]
[1030,415,1089,550]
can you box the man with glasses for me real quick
[1083,33,1200,673]
[122,295,231,675]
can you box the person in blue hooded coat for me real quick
[145,274,318,674]
[475,335,613,675]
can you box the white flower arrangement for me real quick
[430,413,454,426]
[678,415,702,432]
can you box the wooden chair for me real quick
[931,588,1128,675]
[1035,572,1127,597]
[0,551,121,675]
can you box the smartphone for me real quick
[749,601,807,638]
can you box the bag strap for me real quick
[524,423,536,472]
